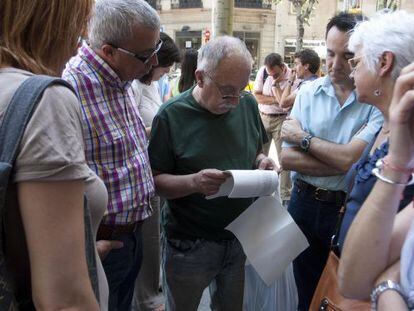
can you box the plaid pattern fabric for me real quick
[63,44,154,225]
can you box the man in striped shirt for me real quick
[63,0,160,309]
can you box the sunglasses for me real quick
[110,39,163,64]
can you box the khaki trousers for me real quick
[260,112,292,201]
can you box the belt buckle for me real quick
[314,187,327,201]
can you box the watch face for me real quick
[301,138,309,150]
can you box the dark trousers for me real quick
[102,225,143,311]
[288,183,342,311]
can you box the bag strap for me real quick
[331,123,378,252]
[262,67,269,84]
[0,75,73,164]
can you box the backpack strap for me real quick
[0,75,99,306]
[262,67,269,85]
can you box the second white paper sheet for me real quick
[226,196,309,286]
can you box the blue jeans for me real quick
[288,183,342,311]
[162,237,246,311]
[102,226,143,311]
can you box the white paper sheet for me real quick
[206,170,278,199]
[226,196,309,286]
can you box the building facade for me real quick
[148,0,414,69]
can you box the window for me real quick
[235,0,271,9]
[233,31,260,70]
[171,0,203,9]
[175,31,202,51]
[376,0,400,11]
[347,0,362,13]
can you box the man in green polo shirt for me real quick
[148,36,276,310]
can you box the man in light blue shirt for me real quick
[280,12,383,310]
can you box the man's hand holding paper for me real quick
[192,168,228,196]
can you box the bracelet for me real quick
[371,280,408,311]
[382,156,414,174]
[372,167,414,186]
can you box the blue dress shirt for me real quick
[282,76,383,191]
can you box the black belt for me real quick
[97,221,144,240]
[295,179,346,205]
[259,111,287,116]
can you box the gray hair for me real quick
[197,36,253,73]
[349,10,414,80]
[89,0,161,48]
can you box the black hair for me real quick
[178,48,198,93]
[294,49,321,74]
[157,32,181,67]
[264,53,283,68]
[326,12,366,37]
[139,32,180,84]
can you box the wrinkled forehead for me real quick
[326,26,352,55]
[211,56,251,80]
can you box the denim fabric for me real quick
[102,226,143,311]
[288,183,342,311]
[338,141,414,252]
[337,142,387,251]
[162,237,246,311]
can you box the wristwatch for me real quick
[371,280,408,310]
[300,134,313,152]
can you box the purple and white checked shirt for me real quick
[63,44,154,225]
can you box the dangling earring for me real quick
[374,89,381,96]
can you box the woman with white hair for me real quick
[338,10,414,311]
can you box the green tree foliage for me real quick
[377,0,400,11]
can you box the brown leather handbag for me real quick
[309,249,370,310]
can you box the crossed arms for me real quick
[280,117,368,176]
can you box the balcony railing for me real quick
[235,0,271,9]
[171,0,203,9]
[146,0,162,10]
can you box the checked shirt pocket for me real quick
[92,125,126,168]
[94,124,125,145]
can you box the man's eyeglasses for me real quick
[204,72,250,100]
[110,39,163,64]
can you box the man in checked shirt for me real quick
[63,0,160,309]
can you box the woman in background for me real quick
[170,48,198,97]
